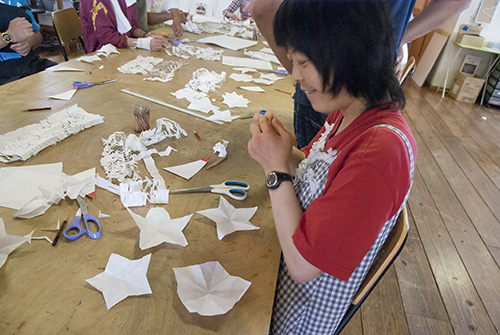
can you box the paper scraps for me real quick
[118,55,185,83]
[229,73,253,82]
[170,43,223,61]
[0,104,103,163]
[172,68,226,103]
[0,218,33,268]
[119,178,169,207]
[86,253,152,310]
[127,208,193,249]
[223,56,273,71]
[208,109,238,123]
[49,66,85,72]
[96,44,120,57]
[187,97,220,114]
[213,140,229,158]
[244,50,280,64]
[79,54,101,63]
[197,196,259,240]
[163,157,210,180]
[98,210,110,219]
[237,86,265,93]
[173,261,251,316]
[197,35,257,51]
[222,92,250,108]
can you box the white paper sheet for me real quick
[197,35,257,51]
[187,97,220,114]
[127,208,192,249]
[222,56,273,71]
[208,109,236,123]
[48,88,77,101]
[0,218,33,268]
[86,253,152,309]
[222,92,250,108]
[96,44,120,57]
[49,66,85,72]
[197,196,259,240]
[229,73,253,82]
[163,157,210,180]
[237,86,265,93]
[173,261,251,316]
[79,54,102,63]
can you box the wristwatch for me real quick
[265,171,293,190]
[1,31,13,44]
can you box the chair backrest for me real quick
[333,205,409,335]
[51,7,85,61]
[399,56,416,87]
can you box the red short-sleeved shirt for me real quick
[293,103,416,281]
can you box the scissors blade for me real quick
[170,186,211,194]
[76,196,89,214]
[98,79,118,85]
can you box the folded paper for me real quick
[0,218,33,268]
[86,253,152,309]
[127,208,192,249]
[173,261,251,316]
[163,157,210,180]
[197,196,259,240]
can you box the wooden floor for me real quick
[341,81,500,335]
[39,47,500,334]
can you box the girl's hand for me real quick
[226,13,240,21]
[149,35,170,51]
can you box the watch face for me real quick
[2,33,12,43]
[266,172,278,188]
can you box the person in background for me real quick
[146,0,187,36]
[80,0,169,53]
[0,1,56,85]
[223,0,252,21]
[252,0,471,149]
[248,1,416,333]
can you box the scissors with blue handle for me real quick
[170,180,249,200]
[63,196,102,240]
[73,79,117,89]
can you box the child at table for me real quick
[80,0,169,53]
[247,1,416,334]
[223,0,253,21]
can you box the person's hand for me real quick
[149,35,169,51]
[6,17,34,43]
[226,13,240,21]
[171,8,187,37]
[10,40,31,56]
[248,112,295,173]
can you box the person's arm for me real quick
[248,112,322,283]
[223,0,240,20]
[400,0,471,46]
[147,11,173,25]
[165,0,185,37]
[252,0,291,72]
[10,30,42,56]
[1,17,34,49]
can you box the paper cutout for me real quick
[172,44,223,61]
[96,44,120,57]
[79,54,101,63]
[64,168,96,200]
[208,109,237,123]
[260,73,284,82]
[187,97,220,114]
[238,86,265,93]
[233,67,259,74]
[222,56,273,71]
[173,261,251,316]
[163,157,210,180]
[48,88,77,101]
[197,35,257,51]
[119,179,169,207]
[49,66,85,72]
[118,55,185,83]
[31,236,53,244]
[260,47,274,54]
[222,92,250,108]
[86,253,152,310]
[0,104,103,163]
[244,50,280,64]
[229,73,253,82]
[127,208,192,249]
[252,78,274,86]
[157,146,177,157]
[197,196,259,240]
[0,218,33,268]
[98,210,110,219]
[213,140,229,157]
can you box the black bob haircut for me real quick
[274,0,405,109]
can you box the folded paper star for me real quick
[0,218,33,268]
[173,261,251,316]
[197,196,259,240]
[86,253,152,309]
[127,208,193,249]
[222,92,250,108]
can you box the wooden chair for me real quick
[333,205,410,335]
[51,7,85,61]
[399,56,416,87]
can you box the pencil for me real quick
[193,130,201,140]
[52,219,68,247]
[26,107,51,112]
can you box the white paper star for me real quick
[222,92,250,108]
[197,196,259,240]
[0,218,33,268]
[127,208,193,249]
[86,253,152,309]
[173,261,251,316]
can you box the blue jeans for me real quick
[293,100,328,149]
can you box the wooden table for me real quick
[0,31,295,334]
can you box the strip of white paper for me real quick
[222,56,273,71]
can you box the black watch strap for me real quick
[265,171,293,190]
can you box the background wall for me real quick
[427,0,500,88]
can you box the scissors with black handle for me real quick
[63,196,102,240]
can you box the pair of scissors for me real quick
[73,79,117,89]
[170,180,250,200]
[63,196,102,240]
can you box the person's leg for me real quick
[293,101,328,149]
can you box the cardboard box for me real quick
[449,72,485,103]
[456,33,485,47]
[459,24,482,35]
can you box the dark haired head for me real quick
[274,0,405,109]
